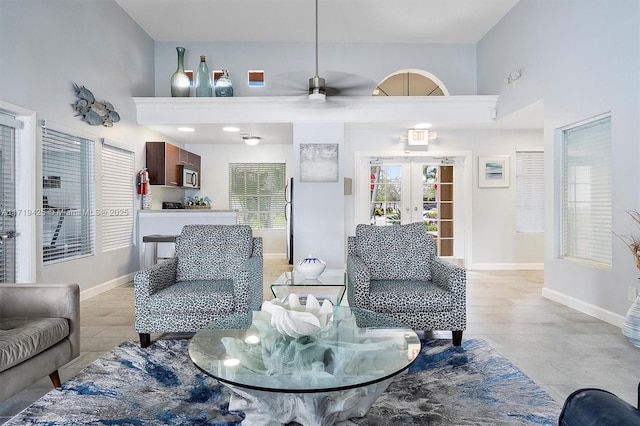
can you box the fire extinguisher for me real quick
[137,169,149,195]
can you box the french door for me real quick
[367,158,458,257]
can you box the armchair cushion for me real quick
[176,225,253,281]
[369,279,453,314]
[146,280,235,315]
[0,318,70,373]
[355,222,434,281]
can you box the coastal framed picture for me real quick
[478,155,510,188]
[299,143,339,182]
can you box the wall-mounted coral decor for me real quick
[71,84,120,127]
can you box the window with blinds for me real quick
[0,115,17,282]
[42,122,95,263]
[102,141,135,252]
[229,163,286,229]
[561,115,612,266]
[516,149,544,233]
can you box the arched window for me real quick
[372,69,449,96]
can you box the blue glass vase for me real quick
[215,69,234,97]
[195,55,213,97]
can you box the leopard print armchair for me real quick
[134,224,263,348]
[346,222,466,345]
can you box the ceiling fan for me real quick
[308,0,327,102]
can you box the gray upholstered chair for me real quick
[134,224,263,348]
[346,222,466,345]
[0,283,80,401]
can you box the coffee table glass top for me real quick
[270,269,346,305]
[189,307,421,393]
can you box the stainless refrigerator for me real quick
[285,177,294,264]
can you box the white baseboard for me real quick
[541,287,625,328]
[80,273,135,301]
[264,253,287,259]
[467,262,544,271]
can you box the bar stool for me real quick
[141,234,179,268]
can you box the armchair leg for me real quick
[139,333,151,348]
[49,370,61,388]
[452,330,463,346]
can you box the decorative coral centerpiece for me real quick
[261,294,333,338]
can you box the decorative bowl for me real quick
[261,294,333,338]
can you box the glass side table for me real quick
[270,269,346,305]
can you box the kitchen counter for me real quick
[137,209,238,267]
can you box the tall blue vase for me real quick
[170,47,190,97]
[623,294,640,347]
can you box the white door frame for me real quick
[0,100,37,282]
[354,150,473,267]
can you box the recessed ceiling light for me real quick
[223,126,240,132]
[414,123,432,129]
[178,127,195,132]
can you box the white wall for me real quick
[154,42,478,97]
[0,0,174,292]
[343,125,545,268]
[478,0,640,320]
[293,123,345,269]
[187,143,294,256]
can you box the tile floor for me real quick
[1,259,639,423]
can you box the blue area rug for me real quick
[7,339,561,425]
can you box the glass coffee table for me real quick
[270,269,346,305]
[189,307,421,426]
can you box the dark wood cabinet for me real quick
[146,142,201,187]
[178,149,201,170]
[146,142,180,186]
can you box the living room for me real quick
[0,0,639,423]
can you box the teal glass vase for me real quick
[195,55,213,97]
[215,69,234,97]
[170,47,190,97]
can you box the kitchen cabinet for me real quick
[146,142,200,187]
[179,149,201,173]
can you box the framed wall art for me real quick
[478,155,510,188]
[299,143,339,182]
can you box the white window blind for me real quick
[0,118,17,283]
[516,149,544,233]
[102,141,135,252]
[42,122,95,263]
[561,115,611,266]
[229,163,286,229]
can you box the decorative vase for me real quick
[170,47,190,97]
[296,255,326,279]
[214,69,234,97]
[195,55,212,97]
[623,294,640,347]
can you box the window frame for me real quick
[101,139,135,252]
[41,121,96,264]
[559,114,612,267]
[229,163,286,230]
[515,148,544,234]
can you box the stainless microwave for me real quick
[180,165,199,188]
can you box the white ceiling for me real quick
[114,0,520,44]
[116,0,543,145]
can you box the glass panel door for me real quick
[360,155,463,259]
[0,123,16,282]
[369,164,404,226]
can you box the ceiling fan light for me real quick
[243,136,261,146]
[308,91,326,102]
